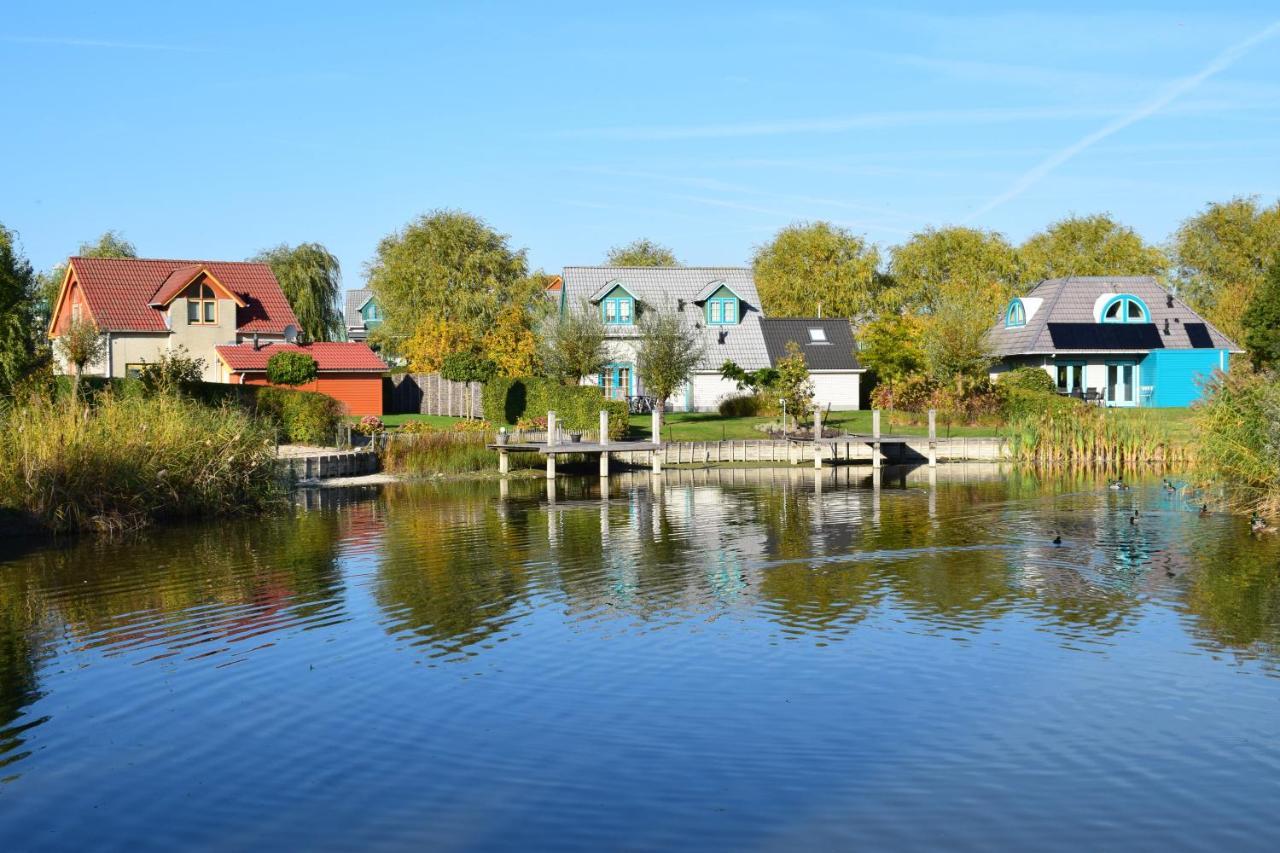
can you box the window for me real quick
[808,328,828,343]
[598,364,632,399]
[1101,295,1149,324]
[1055,363,1084,395]
[1006,300,1026,327]
[706,296,738,325]
[71,301,81,323]
[603,294,633,325]
[125,363,146,380]
[187,283,217,325]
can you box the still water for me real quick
[1,465,1279,851]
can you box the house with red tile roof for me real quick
[49,257,388,415]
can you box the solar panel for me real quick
[1046,323,1164,350]
[1184,322,1214,348]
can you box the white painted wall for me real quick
[811,371,862,410]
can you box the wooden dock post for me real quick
[872,409,882,470]
[498,448,509,475]
[546,410,557,479]
[651,409,663,475]
[813,407,824,469]
[599,409,610,478]
[928,408,937,468]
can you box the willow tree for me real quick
[1019,214,1168,283]
[0,224,38,392]
[1173,197,1280,346]
[538,299,611,385]
[635,310,704,425]
[253,243,344,342]
[367,210,534,358]
[606,239,680,267]
[752,222,883,319]
[888,226,1022,312]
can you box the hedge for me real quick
[484,376,628,439]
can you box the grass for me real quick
[0,392,281,534]
[377,414,466,430]
[379,430,540,475]
[628,410,1002,441]
[1003,405,1194,467]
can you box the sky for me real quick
[2,1,1278,288]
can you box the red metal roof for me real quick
[64,257,299,334]
[215,342,388,373]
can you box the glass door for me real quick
[1106,363,1137,406]
[600,365,631,401]
[1055,363,1083,395]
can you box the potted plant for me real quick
[568,431,582,443]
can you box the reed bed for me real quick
[1003,404,1193,468]
[0,392,280,534]
[1192,369,1280,517]
[379,430,539,475]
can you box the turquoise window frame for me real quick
[706,296,738,325]
[1100,295,1150,324]
[1054,361,1085,394]
[598,362,633,399]
[1104,359,1140,407]
[1005,300,1026,327]
[601,290,634,325]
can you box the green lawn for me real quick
[627,410,1002,441]
[376,414,465,429]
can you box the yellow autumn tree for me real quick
[404,317,477,373]
[481,310,539,377]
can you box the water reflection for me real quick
[2,465,1280,787]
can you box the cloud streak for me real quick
[1,35,208,53]
[963,20,1280,222]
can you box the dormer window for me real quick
[601,284,635,325]
[705,288,739,325]
[1005,299,1026,328]
[1101,295,1149,324]
[187,282,217,325]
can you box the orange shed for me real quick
[215,342,388,417]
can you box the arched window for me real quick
[1005,299,1026,328]
[187,283,217,325]
[1100,295,1149,324]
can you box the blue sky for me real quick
[2,1,1278,286]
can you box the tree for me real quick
[481,309,540,377]
[752,222,883,319]
[366,210,532,355]
[55,318,107,399]
[266,351,318,386]
[253,243,344,342]
[37,230,137,330]
[403,317,477,373]
[1173,197,1280,346]
[1019,214,1168,283]
[0,224,38,393]
[773,341,815,427]
[720,361,779,393]
[857,313,926,387]
[635,310,704,423]
[538,300,611,385]
[919,281,997,389]
[1242,255,1280,370]
[888,226,1021,313]
[605,239,680,267]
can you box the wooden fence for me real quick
[384,373,483,417]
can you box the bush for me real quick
[0,391,279,533]
[255,386,344,444]
[440,351,498,384]
[870,374,937,413]
[138,347,206,396]
[483,376,628,439]
[1194,367,1280,515]
[718,393,766,417]
[998,366,1057,394]
[354,415,384,435]
[266,351,318,386]
[999,386,1079,421]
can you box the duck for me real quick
[1108,479,1129,491]
[1199,503,1210,517]
[1052,533,1062,545]
[1162,478,1177,494]
[1251,514,1276,535]
[1129,510,1139,526]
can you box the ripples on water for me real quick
[1,466,1279,851]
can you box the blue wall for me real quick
[1141,349,1229,407]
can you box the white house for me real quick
[559,266,865,411]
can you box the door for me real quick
[1106,362,1137,406]
[600,365,631,401]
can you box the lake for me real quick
[2,465,1279,851]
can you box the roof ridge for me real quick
[72,256,271,266]
[563,265,750,271]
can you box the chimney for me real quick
[718,330,728,345]
[252,332,260,350]
[1163,319,1170,335]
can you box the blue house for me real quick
[987,276,1241,407]
[344,288,382,342]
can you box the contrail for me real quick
[963,20,1280,223]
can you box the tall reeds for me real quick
[1193,368,1280,516]
[0,391,280,533]
[1003,404,1193,468]
[379,430,539,475]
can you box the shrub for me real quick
[483,376,627,439]
[1194,366,1280,515]
[0,391,279,533]
[138,347,206,396]
[255,386,344,444]
[998,366,1057,394]
[439,351,498,384]
[718,393,766,417]
[870,374,938,413]
[266,351,318,386]
[999,386,1079,421]
[353,415,384,435]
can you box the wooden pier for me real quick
[489,409,664,478]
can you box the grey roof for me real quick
[345,288,372,330]
[759,318,862,371]
[562,266,771,370]
[988,276,1241,356]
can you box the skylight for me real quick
[808,328,827,343]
